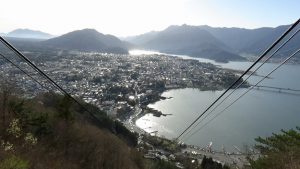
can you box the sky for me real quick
[0,0,299,37]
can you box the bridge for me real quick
[250,85,300,93]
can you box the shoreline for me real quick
[122,96,258,168]
[120,52,266,167]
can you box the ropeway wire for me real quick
[183,48,300,141]
[0,52,48,90]
[176,18,300,140]
[179,28,300,140]
[0,37,64,93]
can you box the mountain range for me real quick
[2,24,299,61]
[126,24,300,62]
[198,25,299,56]
[126,24,245,62]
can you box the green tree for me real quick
[58,95,74,121]
[0,78,20,130]
[250,127,300,169]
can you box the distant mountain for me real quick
[127,24,245,62]
[199,25,273,53]
[241,25,300,57]
[201,25,300,59]
[43,29,130,54]
[5,28,54,39]
[124,31,159,46]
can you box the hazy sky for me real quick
[0,0,299,37]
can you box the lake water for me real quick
[131,50,300,152]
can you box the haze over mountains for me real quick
[198,25,299,56]
[2,24,299,62]
[1,29,132,54]
[1,28,54,39]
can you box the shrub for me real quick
[0,155,30,169]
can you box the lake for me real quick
[131,50,300,152]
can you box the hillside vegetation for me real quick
[0,82,144,169]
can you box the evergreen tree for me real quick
[250,127,300,169]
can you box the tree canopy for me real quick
[250,127,300,169]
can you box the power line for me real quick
[183,48,300,141]
[180,28,300,140]
[176,18,300,140]
[0,36,102,125]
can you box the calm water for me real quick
[132,50,300,152]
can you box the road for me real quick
[123,106,147,135]
[183,146,253,168]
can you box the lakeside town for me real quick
[0,51,253,168]
[0,51,247,117]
